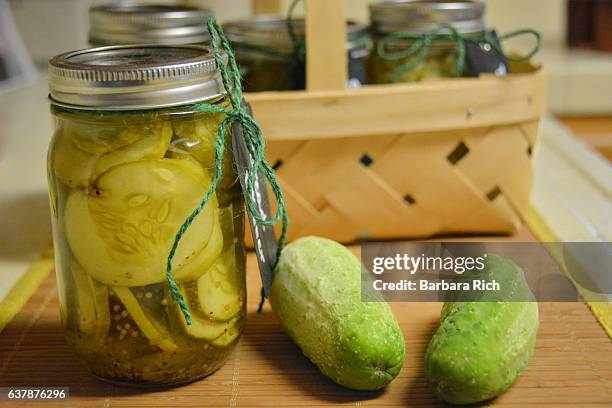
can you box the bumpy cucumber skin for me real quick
[270,236,405,391]
[424,255,539,405]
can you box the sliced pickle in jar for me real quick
[65,158,218,287]
[197,261,243,322]
[112,286,177,352]
[168,111,238,197]
[173,213,223,282]
[92,122,172,179]
[177,280,239,340]
[210,317,242,348]
[70,261,111,342]
[169,117,218,165]
[68,121,144,154]
[51,120,173,188]
[50,126,97,189]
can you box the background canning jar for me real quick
[47,45,246,386]
[367,0,486,83]
[88,4,215,46]
[224,16,371,91]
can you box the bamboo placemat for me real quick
[0,248,54,334]
[1,231,611,407]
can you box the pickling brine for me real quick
[47,45,246,386]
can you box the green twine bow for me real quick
[166,17,289,325]
[377,23,541,82]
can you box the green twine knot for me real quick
[377,23,541,82]
[166,17,289,325]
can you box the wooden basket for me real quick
[246,0,547,244]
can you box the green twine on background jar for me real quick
[377,24,542,82]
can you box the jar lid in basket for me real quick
[370,0,486,35]
[89,3,214,46]
[223,15,370,54]
[48,45,227,110]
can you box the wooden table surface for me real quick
[1,228,611,407]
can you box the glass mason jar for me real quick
[89,4,214,46]
[47,45,246,386]
[368,0,486,84]
[224,16,371,91]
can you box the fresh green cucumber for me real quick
[424,254,539,405]
[270,236,405,391]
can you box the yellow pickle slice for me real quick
[173,214,224,282]
[50,125,98,189]
[197,261,244,322]
[177,280,240,340]
[210,317,242,348]
[50,121,172,188]
[168,112,238,196]
[92,122,172,179]
[69,120,146,154]
[169,115,220,165]
[64,158,218,287]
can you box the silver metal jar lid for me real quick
[223,15,370,54]
[370,1,486,35]
[89,4,214,46]
[48,45,227,111]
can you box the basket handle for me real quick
[305,0,348,91]
[252,0,283,15]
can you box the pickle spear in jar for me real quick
[65,158,219,287]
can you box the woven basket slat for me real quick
[520,119,541,147]
[457,126,530,192]
[324,166,415,237]
[276,178,320,239]
[265,140,304,166]
[374,132,493,226]
[273,135,397,209]
[450,196,521,232]
[299,205,359,242]
[246,124,539,245]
